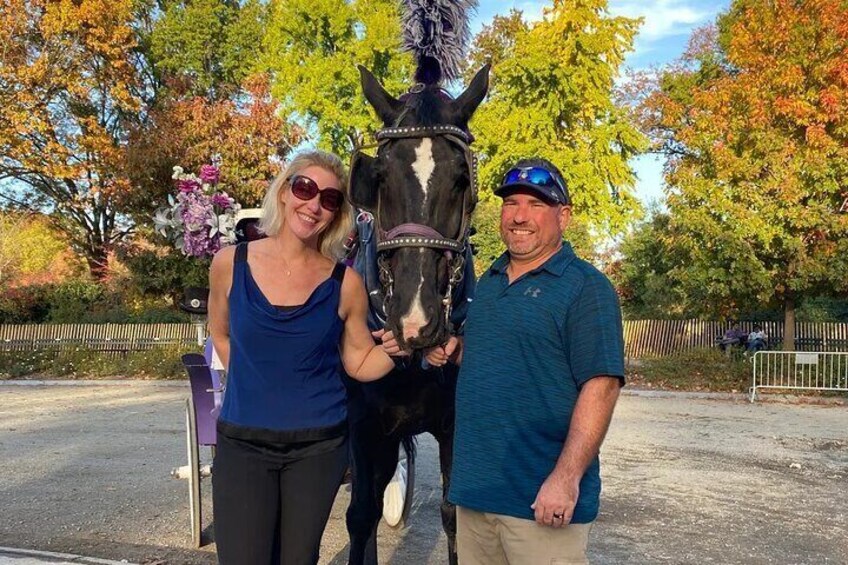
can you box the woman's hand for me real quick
[371,329,410,357]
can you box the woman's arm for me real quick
[339,268,394,381]
[207,245,235,368]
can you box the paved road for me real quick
[0,546,130,564]
[1,383,845,564]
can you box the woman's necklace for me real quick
[273,239,294,276]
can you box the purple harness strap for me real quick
[384,223,447,240]
[380,223,460,258]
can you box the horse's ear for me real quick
[359,65,403,126]
[453,64,490,126]
[349,152,378,211]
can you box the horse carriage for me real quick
[170,1,489,562]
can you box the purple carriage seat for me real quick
[181,346,224,448]
[203,339,225,414]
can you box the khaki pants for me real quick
[456,506,593,565]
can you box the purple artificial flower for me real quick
[199,165,220,185]
[182,230,210,258]
[180,197,212,233]
[162,162,239,258]
[178,177,201,193]
[211,192,233,210]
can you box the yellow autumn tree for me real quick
[0,0,141,279]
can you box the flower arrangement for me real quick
[154,163,241,258]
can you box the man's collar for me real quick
[490,241,576,277]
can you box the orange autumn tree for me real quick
[0,0,141,279]
[642,0,848,348]
[124,74,302,216]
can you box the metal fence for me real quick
[750,350,848,402]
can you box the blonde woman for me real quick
[207,150,394,564]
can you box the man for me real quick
[426,158,624,565]
[746,325,767,354]
[718,322,747,353]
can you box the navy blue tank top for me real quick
[218,242,347,435]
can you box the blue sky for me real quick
[472,0,730,206]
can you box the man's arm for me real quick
[531,376,621,527]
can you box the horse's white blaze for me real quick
[400,141,434,340]
[412,138,435,204]
[401,249,429,340]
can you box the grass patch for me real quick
[627,347,752,393]
[0,345,194,380]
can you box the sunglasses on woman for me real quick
[288,175,345,213]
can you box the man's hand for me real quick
[423,336,459,367]
[530,471,579,528]
[372,329,410,357]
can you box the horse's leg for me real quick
[433,426,458,565]
[346,413,400,565]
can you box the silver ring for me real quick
[553,513,564,519]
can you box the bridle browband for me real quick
[350,91,478,330]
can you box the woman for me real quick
[207,150,395,564]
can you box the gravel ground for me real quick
[0,383,845,564]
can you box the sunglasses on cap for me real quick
[501,166,568,203]
[288,175,345,213]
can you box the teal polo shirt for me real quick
[448,242,625,523]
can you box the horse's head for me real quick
[351,65,489,349]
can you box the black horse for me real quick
[345,63,489,565]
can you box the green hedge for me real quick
[0,344,195,380]
[0,280,190,324]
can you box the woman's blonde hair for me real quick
[258,149,352,259]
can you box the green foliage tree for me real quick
[641,0,848,348]
[118,237,210,307]
[466,0,647,241]
[150,0,267,97]
[610,209,693,319]
[262,0,413,156]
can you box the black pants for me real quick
[213,426,348,565]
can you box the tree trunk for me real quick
[782,297,796,351]
[85,246,110,282]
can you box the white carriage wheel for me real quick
[383,443,416,529]
[185,397,202,547]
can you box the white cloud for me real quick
[515,1,546,22]
[609,0,717,41]
[476,1,722,44]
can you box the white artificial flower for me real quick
[218,213,237,243]
[207,213,220,238]
[152,208,173,237]
[174,235,185,253]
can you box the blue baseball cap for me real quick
[495,160,570,205]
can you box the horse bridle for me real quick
[350,101,478,329]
